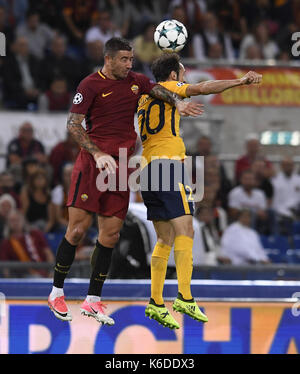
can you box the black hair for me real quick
[141,20,156,35]
[51,74,66,83]
[198,134,211,141]
[22,157,39,179]
[22,157,39,168]
[26,9,39,19]
[238,209,252,219]
[103,37,132,57]
[240,169,254,178]
[151,53,180,82]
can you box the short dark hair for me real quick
[104,37,132,57]
[151,53,180,82]
[26,9,39,19]
[198,135,211,142]
[51,74,66,84]
[241,169,254,178]
[238,208,252,219]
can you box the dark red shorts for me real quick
[67,150,130,220]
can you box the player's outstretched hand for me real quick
[176,101,204,117]
[94,152,117,174]
[240,71,262,85]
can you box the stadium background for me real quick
[0,0,300,354]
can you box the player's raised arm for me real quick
[67,112,117,174]
[186,71,262,96]
[149,84,204,117]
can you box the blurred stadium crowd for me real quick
[0,0,300,110]
[0,0,300,278]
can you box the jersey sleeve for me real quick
[161,81,191,98]
[136,73,157,95]
[70,78,97,114]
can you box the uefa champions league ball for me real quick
[154,19,188,52]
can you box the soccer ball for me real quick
[154,19,188,52]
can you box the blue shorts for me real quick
[140,159,194,221]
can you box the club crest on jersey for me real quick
[176,82,185,87]
[73,93,83,104]
[81,193,88,202]
[131,85,139,94]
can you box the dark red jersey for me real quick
[70,70,157,158]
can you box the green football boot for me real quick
[173,293,208,323]
[145,299,180,330]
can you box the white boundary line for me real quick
[2,278,300,286]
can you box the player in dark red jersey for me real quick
[48,38,203,325]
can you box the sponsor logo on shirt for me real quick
[73,93,83,104]
[131,85,139,94]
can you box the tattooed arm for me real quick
[149,84,182,106]
[149,84,204,117]
[67,112,99,155]
[67,112,117,173]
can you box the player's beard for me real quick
[112,66,130,80]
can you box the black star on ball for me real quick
[160,27,169,37]
[176,25,184,34]
[169,41,179,50]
